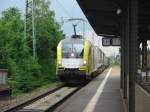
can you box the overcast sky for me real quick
[0,0,119,56]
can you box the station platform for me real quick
[54,66,124,112]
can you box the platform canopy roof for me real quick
[77,0,150,39]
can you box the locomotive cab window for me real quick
[62,42,84,58]
[73,44,84,58]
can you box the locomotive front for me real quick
[56,38,88,84]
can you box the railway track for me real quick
[4,85,83,112]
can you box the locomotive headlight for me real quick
[83,60,87,65]
[58,60,62,65]
[71,53,74,57]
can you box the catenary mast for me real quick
[25,0,36,59]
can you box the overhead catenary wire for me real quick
[55,0,75,33]
[55,0,88,37]
[55,0,72,18]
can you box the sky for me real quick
[0,0,119,56]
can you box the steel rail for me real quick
[4,85,64,112]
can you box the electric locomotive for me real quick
[56,35,108,83]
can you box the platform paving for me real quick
[94,67,123,112]
[54,66,124,112]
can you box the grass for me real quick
[11,81,63,97]
[56,94,61,97]
[111,63,120,67]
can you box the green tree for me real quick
[0,1,63,95]
[0,8,41,94]
[34,0,63,82]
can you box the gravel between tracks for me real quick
[0,84,61,112]
[19,87,77,112]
